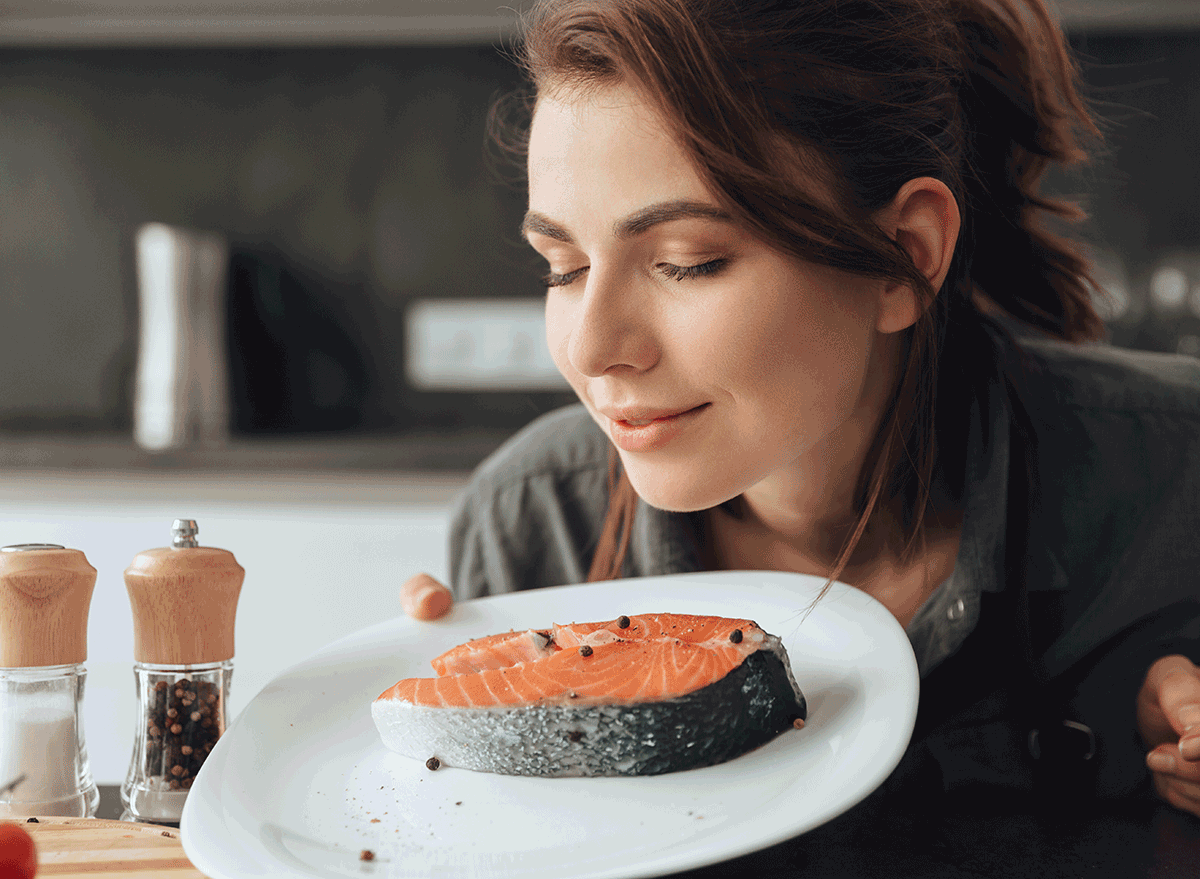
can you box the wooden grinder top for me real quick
[0,544,97,667]
[124,520,244,665]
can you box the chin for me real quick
[621,458,741,513]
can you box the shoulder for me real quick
[447,404,613,597]
[460,403,610,502]
[1012,335,1200,417]
[1004,338,1200,603]
[1007,336,1200,499]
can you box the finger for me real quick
[1147,754,1200,816]
[400,573,453,621]
[1143,655,1200,738]
[1155,773,1200,818]
[1183,729,1200,763]
[1175,778,1200,806]
[1147,744,1200,782]
[1161,785,1200,819]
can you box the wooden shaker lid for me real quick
[124,520,244,664]
[0,544,97,667]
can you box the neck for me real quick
[727,376,897,572]
[716,486,900,576]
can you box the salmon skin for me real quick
[371,613,807,777]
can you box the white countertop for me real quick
[0,467,470,785]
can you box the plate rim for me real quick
[182,570,919,879]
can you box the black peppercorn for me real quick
[729,629,743,643]
[579,645,594,657]
[140,674,223,797]
[426,756,441,770]
[617,615,631,628]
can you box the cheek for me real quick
[545,296,579,383]
[693,275,870,409]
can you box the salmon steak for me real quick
[371,612,807,777]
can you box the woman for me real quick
[401,0,1200,819]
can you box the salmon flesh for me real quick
[371,613,807,776]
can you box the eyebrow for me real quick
[520,200,735,244]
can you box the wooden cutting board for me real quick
[11,816,211,878]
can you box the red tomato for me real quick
[0,822,37,879]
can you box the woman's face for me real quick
[524,83,901,513]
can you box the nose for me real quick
[562,267,660,377]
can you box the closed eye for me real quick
[659,259,727,282]
[543,266,589,288]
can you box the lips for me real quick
[607,406,700,424]
[602,403,710,453]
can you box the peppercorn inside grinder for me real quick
[0,543,101,818]
[121,519,244,825]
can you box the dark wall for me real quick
[0,44,569,436]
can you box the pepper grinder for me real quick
[121,519,244,825]
[0,543,100,818]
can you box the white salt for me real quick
[0,701,79,810]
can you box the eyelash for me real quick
[541,259,727,288]
[542,267,588,288]
[660,259,726,282]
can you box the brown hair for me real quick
[497,0,1106,586]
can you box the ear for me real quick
[874,177,961,334]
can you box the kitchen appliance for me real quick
[133,223,231,451]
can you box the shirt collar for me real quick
[959,369,1012,595]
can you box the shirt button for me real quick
[947,598,965,621]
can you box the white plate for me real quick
[181,571,918,879]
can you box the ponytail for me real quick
[954,0,1106,342]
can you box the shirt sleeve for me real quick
[447,477,511,600]
[448,467,613,600]
[444,405,612,600]
[1065,599,1200,798]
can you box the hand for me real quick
[400,572,454,621]
[1137,654,1200,817]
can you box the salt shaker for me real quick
[121,519,244,825]
[0,543,100,818]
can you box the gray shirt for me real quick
[448,332,1200,799]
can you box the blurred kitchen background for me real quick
[0,0,1198,791]
[0,0,579,473]
[2,0,1200,465]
